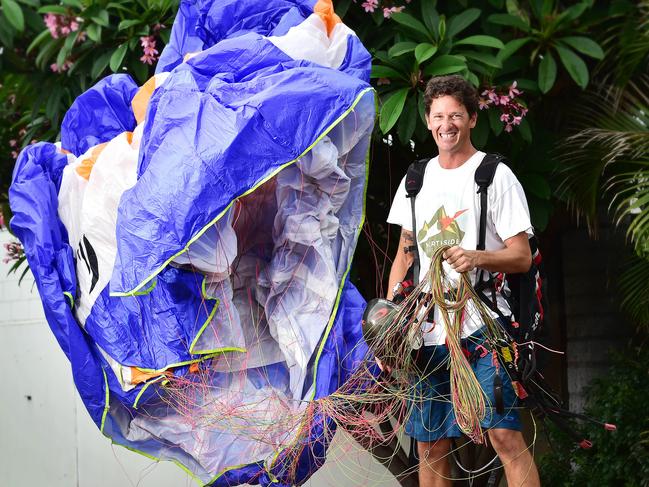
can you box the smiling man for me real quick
[385,75,540,487]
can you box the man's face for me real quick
[426,95,476,155]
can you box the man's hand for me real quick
[443,246,479,273]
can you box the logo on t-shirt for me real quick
[418,206,468,257]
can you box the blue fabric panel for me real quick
[111,35,371,294]
[83,266,214,370]
[9,143,107,427]
[339,35,372,83]
[157,0,316,73]
[60,74,139,156]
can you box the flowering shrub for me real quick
[480,82,528,133]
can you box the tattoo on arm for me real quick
[401,229,414,244]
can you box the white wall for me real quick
[0,230,398,487]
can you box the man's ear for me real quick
[469,112,477,129]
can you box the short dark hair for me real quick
[424,75,479,117]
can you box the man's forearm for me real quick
[443,232,531,274]
[387,257,410,300]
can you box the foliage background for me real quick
[1,0,648,483]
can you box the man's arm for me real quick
[443,231,531,274]
[386,228,415,300]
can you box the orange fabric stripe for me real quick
[75,142,107,180]
[129,367,173,385]
[314,0,341,36]
[131,76,158,124]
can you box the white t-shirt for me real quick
[387,151,533,345]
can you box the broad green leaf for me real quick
[118,19,142,31]
[26,29,51,55]
[37,5,68,14]
[423,55,466,76]
[472,112,490,149]
[558,36,604,60]
[388,41,417,57]
[109,43,128,72]
[487,107,503,136]
[555,45,589,89]
[518,117,532,142]
[447,8,481,38]
[55,44,67,67]
[2,0,24,31]
[129,57,149,84]
[16,0,39,6]
[497,37,532,62]
[391,12,431,40]
[455,35,504,49]
[397,94,417,145]
[86,23,101,42]
[334,0,351,18]
[91,9,109,27]
[519,173,552,199]
[421,0,440,37]
[415,43,437,64]
[461,51,502,68]
[417,90,426,124]
[61,0,83,8]
[555,2,590,27]
[371,65,404,79]
[91,51,111,79]
[467,71,480,87]
[379,88,409,133]
[438,16,446,40]
[487,13,530,32]
[537,52,557,93]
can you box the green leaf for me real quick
[379,88,409,134]
[446,8,481,38]
[86,23,101,42]
[487,13,530,32]
[90,9,109,27]
[455,35,505,49]
[129,57,149,84]
[538,51,557,93]
[109,43,128,72]
[118,19,142,31]
[487,107,503,136]
[26,28,51,55]
[417,89,426,124]
[423,55,467,76]
[397,94,417,145]
[467,71,480,87]
[334,0,351,18]
[497,37,532,62]
[472,111,490,149]
[37,5,68,14]
[558,36,604,60]
[421,0,440,37]
[388,42,417,57]
[461,51,502,68]
[555,45,589,89]
[371,65,404,79]
[415,43,437,64]
[518,117,532,142]
[391,12,431,40]
[2,0,24,31]
[519,173,552,200]
[61,0,83,8]
[91,51,111,79]
[555,2,590,27]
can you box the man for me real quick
[385,75,541,487]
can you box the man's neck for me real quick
[438,147,478,169]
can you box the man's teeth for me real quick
[440,132,457,139]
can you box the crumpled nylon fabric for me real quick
[9,1,373,485]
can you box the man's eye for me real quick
[452,114,463,120]
[433,115,442,120]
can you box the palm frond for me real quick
[618,255,649,329]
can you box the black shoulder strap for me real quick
[475,153,508,251]
[405,158,429,285]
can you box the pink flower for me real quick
[9,139,17,147]
[50,59,73,73]
[512,115,523,126]
[377,77,391,86]
[504,124,513,133]
[508,81,521,98]
[500,113,511,123]
[3,241,24,264]
[43,13,80,39]
[140,35,159,65]
[44,14,60,38]
[478,98,490,110]
[361,0,378,13]
[384,6,405,18]
[499,95,510,105]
